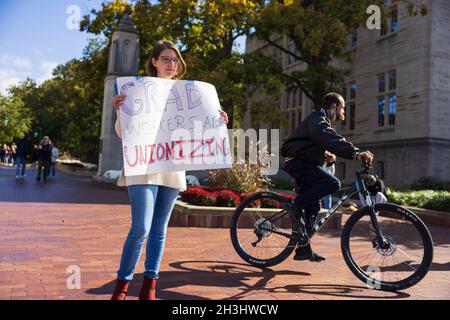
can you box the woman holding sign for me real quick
[111,40,228,300]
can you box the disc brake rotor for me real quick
[375,235,397,256]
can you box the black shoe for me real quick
[293,245,326,262]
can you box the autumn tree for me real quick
[255,0,427,107]
[80,0,284,128]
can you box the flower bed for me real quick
[180,186,296,208]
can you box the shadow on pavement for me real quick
[0,166,129,205]
[86,260,410,300]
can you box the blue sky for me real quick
[0,0,107,94]
[0,0,246,95]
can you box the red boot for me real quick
[139,277,157,300]
[111,278,129,300]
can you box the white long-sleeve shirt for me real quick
[115,110,187,191]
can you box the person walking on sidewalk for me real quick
[110,40,228,301]
[36,136,52,182]
[359,174,388,206]
[50,144,59,177]
[15,133,31,179]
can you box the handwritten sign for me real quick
[116,77,232,176]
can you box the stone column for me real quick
[97,10,140,177]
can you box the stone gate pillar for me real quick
[97,8,139,176]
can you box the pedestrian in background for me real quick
[0,144,6,165]
[323,161,336,210]
[359,174,388,206]
[36,136,52,182]
[50,144,59,176]
[31,144,39,167]
[15,134,30,179]
[11,143,17,166]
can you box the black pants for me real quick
[37,160,51,180]
[284,159,341,228]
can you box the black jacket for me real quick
[281,108,359,166]
[38,144,52,162]
[16,137,31,158]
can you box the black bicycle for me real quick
[230,161,434,291]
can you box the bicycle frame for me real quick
[259,168,386,244]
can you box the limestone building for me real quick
[245,0,450,188]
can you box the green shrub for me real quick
[411,177,450,191]
[388,190,450,212]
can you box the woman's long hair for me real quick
[145,40,187,80]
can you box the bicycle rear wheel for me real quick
[341,203,433,291]
[230,191,298,268]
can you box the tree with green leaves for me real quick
[255,0,427,107]
[0,93,33,144]
[80,0,285,128]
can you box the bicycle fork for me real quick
[360,190,388,248]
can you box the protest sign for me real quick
[116,76,232,176]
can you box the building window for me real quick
[274,47,283,66]
[287,38,297,65]
[391,5,398,33]
[285,113,290,138]
[339,163,346,180]
[349,102,355,131]
[341,82,356,131]
[388,94,396,125]
[380,4,398,36]
[388,69,396,90]
[291,89,296,109]
[376,70,396,127]
[378,97,385,127]
[377,161,385,179]
[298,110,303,124]
[285,90,290,110]
[378,74,385,93]
[350,82,356,99]
[351,29,358,48]
[342,85,347,101]
[291,111,296,133]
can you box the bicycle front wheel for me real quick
[230,191,298,268]
[341,203,433,291]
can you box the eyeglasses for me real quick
[158,56,180,65]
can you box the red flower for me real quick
[215,190,241,207]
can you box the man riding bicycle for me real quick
[281,92,374,262]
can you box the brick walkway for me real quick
[0,166,449,300]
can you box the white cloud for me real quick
[0,53,60,94]
[13,57,33,70]
[0,69,22,95]
[37,61,59,83]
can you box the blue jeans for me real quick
[15,156,26,176]
[50,161,56,176]
[117,184,179,281]
[322,195,332,210]
[284,159,341,226]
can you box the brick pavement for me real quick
[0,166,449,300]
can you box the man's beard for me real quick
[326,108,345,122]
